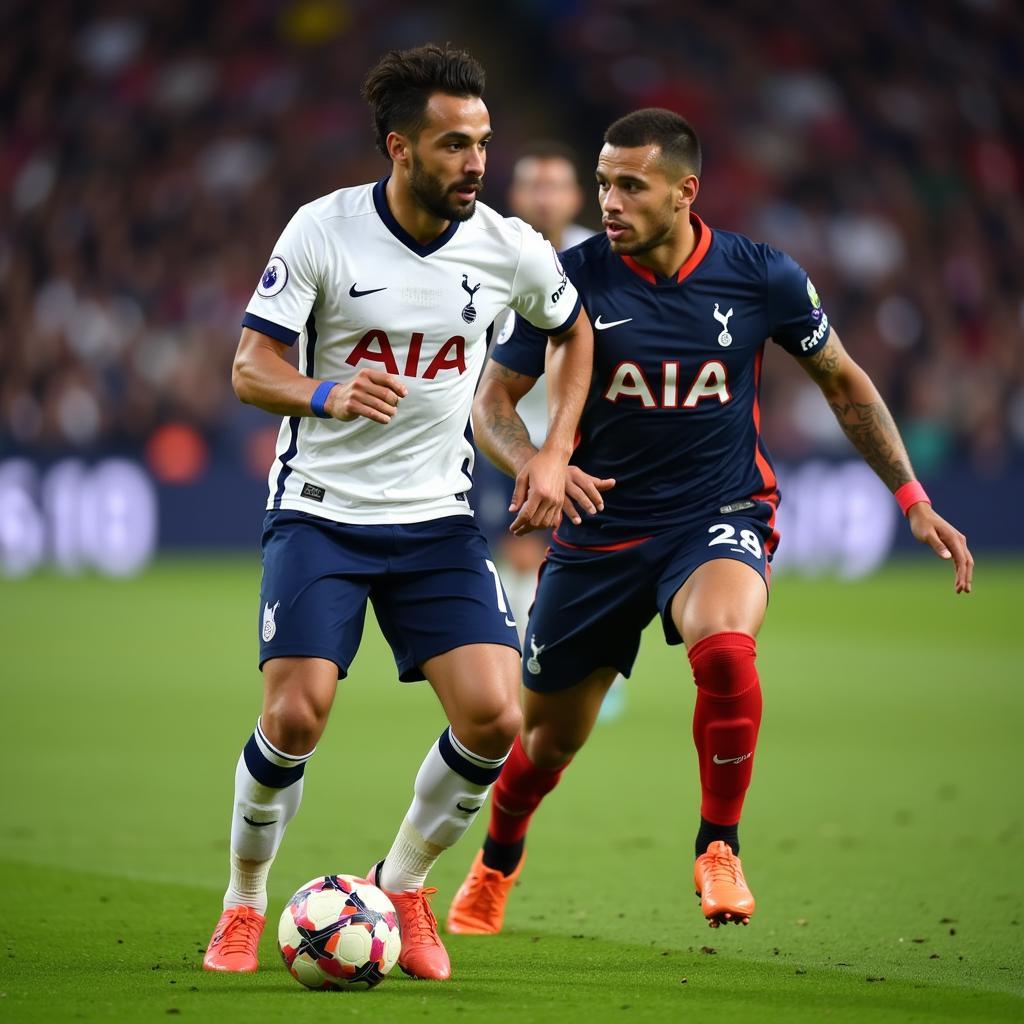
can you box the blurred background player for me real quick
[447,108,973,937]
[202,44,592,982]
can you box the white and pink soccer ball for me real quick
[278,874,401,990]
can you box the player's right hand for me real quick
[327,369,407,424]
[562,467,615,524]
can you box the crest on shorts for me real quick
[526,635,546,676]
[262,601,280,642]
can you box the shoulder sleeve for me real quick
[766,247,831,357]
[507,221,581,335]
[242,207,324,346]
[489,312,547,378]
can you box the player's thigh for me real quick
[260,656,340,751]
[655,513,773,647]
[422,643,523,758]
[523,544,658,690]
[370,517,520,684]
[259,511,373,677]
[521,666,619,768]
[669,559,768,646]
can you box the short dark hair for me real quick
[362,43,486,159]
[513,140,582,182]
[603,108,702,177]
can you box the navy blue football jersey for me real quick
[491,215,831,546]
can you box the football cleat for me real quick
[368,862,451,980]
[203,905,266,972]
[446,850,524,935]
[694,840,755,928]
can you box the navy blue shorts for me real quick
[258,511,520,682]
[522,507,777,691]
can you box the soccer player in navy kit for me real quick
[447,108,973,934]
[201,45,592,980]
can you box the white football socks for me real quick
[223,718,313,915]
[379,728,509,892]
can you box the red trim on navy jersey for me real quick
[552,532,653,552]
[750,346,780,573]
[619,214,713,286]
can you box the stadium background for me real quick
[1,0,1022,577]
[2,4,1021,1020]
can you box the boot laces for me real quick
[396,888,440,943]
[707,849,741,886]
[219,909,262,954]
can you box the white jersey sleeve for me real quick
[243,207,325,345]
[507,221,581,335]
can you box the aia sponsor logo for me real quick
[603,360,732,408]
[345,330,467,379]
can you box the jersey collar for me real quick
[620,213,712,285]
[373,177,461,257]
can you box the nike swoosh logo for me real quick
[594,315,633,330]
[712,753,750,765]
[456,802,482,814]
[243,815,279,828]
[349,284,387,297]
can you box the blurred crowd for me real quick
[2,0,1022,479]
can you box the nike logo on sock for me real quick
[712,753,752,765]
[456,802,482,814]
[243,815,279,827]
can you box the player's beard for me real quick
[609,194,676,256]
[409,155,481,223]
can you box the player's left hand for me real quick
[509,448,567,536]
[562,466,616,524]
[907,503,973,594]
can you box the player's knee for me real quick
[521,723,579,770]
[687,631,758,698]
[261,699,328,755]
[453,702,522,760]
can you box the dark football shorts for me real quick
[521,505,777,692]
[258,510,520,681]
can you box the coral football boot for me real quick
[203,905,266,972]
[446,850,524,935]
[694,840,755,928]
[368,862,451,980]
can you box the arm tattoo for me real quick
[827,397,913,491]
[804,341,841,382]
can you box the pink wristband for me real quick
[894,481,930,516]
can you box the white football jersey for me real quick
[243,178,580,525]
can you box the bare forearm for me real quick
[807,340,914,491]
[233,329,319,416]
[472,368,538,477]
[543,316,593,457]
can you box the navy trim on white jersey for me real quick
[272,312,319,508]
[372,177,461,258]
[242,311,299,346]
[550,293,583,336]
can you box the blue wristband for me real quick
[310,381,338,418]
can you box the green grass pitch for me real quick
[1,557,1021,1022]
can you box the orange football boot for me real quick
[373,878,450,980]
[446,850,524,934]
[202,905,266,972]
[694,840,755,928]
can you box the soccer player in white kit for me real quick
[202,44,593,981]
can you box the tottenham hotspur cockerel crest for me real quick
[461,274,482,323]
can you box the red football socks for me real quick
[688,631,762,827]
[486,735,569,846]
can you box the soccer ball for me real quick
[278,874,402,990]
